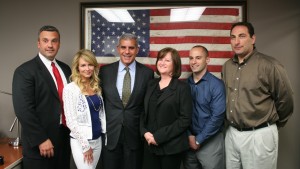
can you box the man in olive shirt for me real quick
[222,22,293,169]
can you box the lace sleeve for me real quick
[63,85,91,153]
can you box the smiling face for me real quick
[117,39,139,66]
[38,31,60,61]
[230,25,256,59]
[78,57,95,82]
[189,47,209,75]
[157,52,174,77]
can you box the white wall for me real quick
[0,0,299,168]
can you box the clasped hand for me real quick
[144,132,158,146]
[83,148,94,165]
[39,139,54,158]
[188,135,200,151]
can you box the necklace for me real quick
[86,95,101,111]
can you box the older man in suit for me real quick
[99,33,154,169]
[12,25,71,169]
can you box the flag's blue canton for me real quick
[91,10,150,57]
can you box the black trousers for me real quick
[23,125,71,169]
[142,143,183,169]
[102,128,142,169]
[57,124,71,169]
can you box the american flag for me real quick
[86,7,243,78]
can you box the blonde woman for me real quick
[63,49,106,169]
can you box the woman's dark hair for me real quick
[156,47,181,79]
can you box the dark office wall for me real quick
[0,0,299,168]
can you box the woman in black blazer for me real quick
[140,47,192,169]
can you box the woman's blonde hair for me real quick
[70,49,101,94]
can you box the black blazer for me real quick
[141,78,192,155]
[99,61,154,150]
[12,55,71,158]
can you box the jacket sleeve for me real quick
[140,82,151,138]
[99,95,107,145]
[63,85,91,153]
[12,66,48,148]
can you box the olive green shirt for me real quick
[222,49,293,128]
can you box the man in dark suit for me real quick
[12,25,71,169]
[99,33,154,169]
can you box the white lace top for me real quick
[63,82,106,153]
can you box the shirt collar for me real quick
[118,60,136,72]
[232,49,257,65]
[38,52,57,68]
[188,71,209,85]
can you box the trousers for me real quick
[71,137,102,169]
[183,132,225,169]
[225,124,278,169]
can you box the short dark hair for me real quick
[230,22,255,38]
[38,25,60,40]
[191,45,209,57]
[156,47,181,79]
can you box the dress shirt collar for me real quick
[232,49,257,65]
[38,52,58,68]
[118,60,136,72]
[188,71,210,85]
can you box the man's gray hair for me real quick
[118,33,138,47]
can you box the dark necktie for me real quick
[122,67,131,107]
[51,62,66,126]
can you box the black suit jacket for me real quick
[141,78,192,155]
[99,61,154,150]
[12,55,71,159]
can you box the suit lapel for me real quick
[157,78,177,105]
[144,79,158,120]
[56,60,71,83]
[34,56,59,100]
[110,62,123,105]
[130,62,143,98]
[125,62,145,107]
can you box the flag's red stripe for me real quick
[99,64,107,67]
[203,8,240,16]
[150,9,170,16]
[208,51,233,58]
[150,8,239,16]
[148,51,233,58]
[150,22,232,30]
[150,36,230,44]
[207,65,223,72]
[144,64,157,71]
